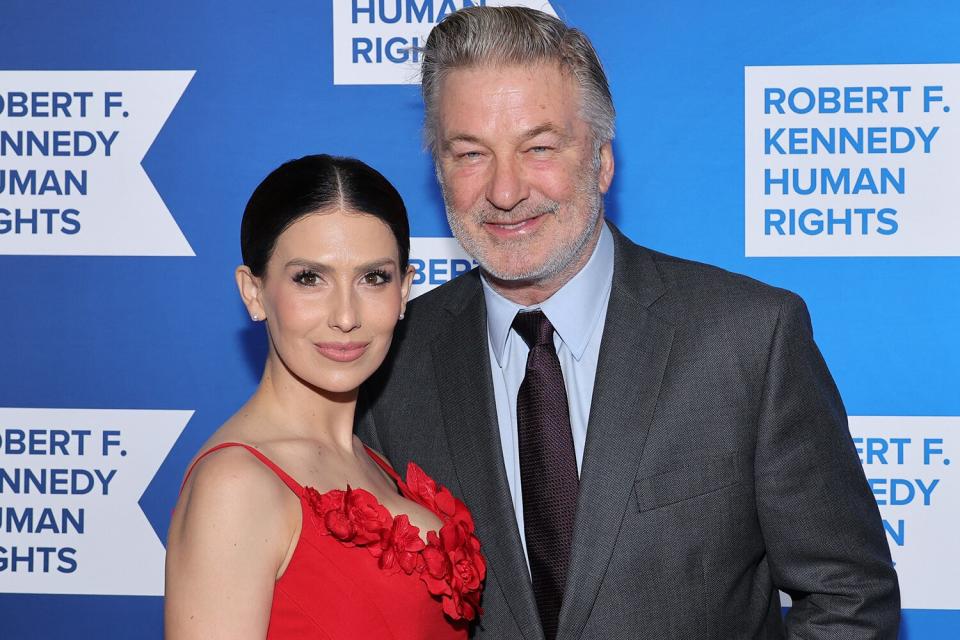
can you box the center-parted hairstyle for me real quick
[420,6,616,154]
[240,154,410,277]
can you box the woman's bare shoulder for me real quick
[183,443,285,498]
[164,443,290,639]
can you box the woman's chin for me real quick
[297,370,374,397]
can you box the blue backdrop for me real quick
[1,1,957,637]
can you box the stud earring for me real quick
[252,314,259,321]
[399,313,405,320]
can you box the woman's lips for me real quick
[315,342,369,362]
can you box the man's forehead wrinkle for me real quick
[476,84,534,118]
[442,61,571,100]
[438,63,581,150]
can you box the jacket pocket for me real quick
[634,452,749,513]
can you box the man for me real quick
[359,7,899,639]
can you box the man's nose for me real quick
[485,156,529,211]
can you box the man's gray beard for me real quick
[442,178,604,285]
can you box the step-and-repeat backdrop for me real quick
[1,1,958,637]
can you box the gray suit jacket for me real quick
[358,223,899,639]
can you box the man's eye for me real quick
[293,270,321,286]
[363,270,392,286]
[528,146,553,154]
[458,151,482,160]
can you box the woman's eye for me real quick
[293,270,321,286]
[362,270,392,286]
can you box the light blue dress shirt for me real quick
[480,223,614,562]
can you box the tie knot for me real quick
[512,310,555,348]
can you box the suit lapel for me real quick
[558,227,675,639]
[430,274,544,640]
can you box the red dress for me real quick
[181,442,486,639]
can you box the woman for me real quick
[165,155,485,639]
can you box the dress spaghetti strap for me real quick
[179,442,304,497]
[362,444,403,485]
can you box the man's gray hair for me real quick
[420,6,615,154]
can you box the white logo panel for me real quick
[780,416,957,610]
[0,408,192,596]
[333,1,558,85]
[409,236,477,298]
[0,71,195,256]
[849,416,958,609]
[745,64,960,256]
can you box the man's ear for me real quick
[598,141,615,195]
[236,266,266,321]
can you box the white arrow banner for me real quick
[333,1,559,85]
[0,408,193,596]
[0,71,195,255]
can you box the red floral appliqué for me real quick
[304,462,486,622]
[307,485,391,546]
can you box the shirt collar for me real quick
[482,222,614,366]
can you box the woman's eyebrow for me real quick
[283,258,396,273]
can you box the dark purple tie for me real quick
[513,310,578,640]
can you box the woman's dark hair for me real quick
[240,154,410,277]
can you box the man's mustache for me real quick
[470,201,561,224]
